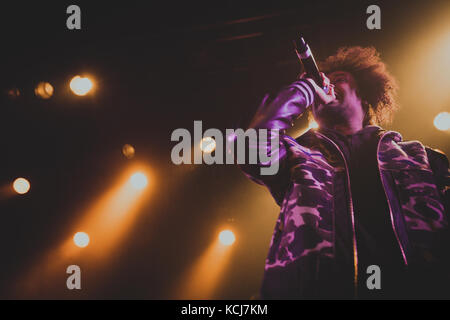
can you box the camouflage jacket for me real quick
[241,79,450,298]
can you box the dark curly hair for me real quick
[318,46,399,125]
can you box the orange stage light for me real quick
[70,76,94,96]
[434,112,450,131]
[35,82,54,99]
[176,229,236,299]
[14,164,153,298]
[13,178,30,195]
[122,144,136,159]
[73,232,90,248]
[219,230,236,246]
[200,137,216,153]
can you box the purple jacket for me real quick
[241,79,450,298]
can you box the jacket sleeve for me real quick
[239,79,315,206]
[426,147,450,217]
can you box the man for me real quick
[241,46,450,299]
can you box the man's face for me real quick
[312,71,364,126]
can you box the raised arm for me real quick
[239,79,315,205]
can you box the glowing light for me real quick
[15,165,153,298]
[35,82,54,99]
[177,237,234,299]
[129,172,148,190]
[200,137,216,153]
[434,112,450,131]
[308,119,319,129]
[219,230,235,246]
[13,178,30,195]
[70,76,93,96]
[227,132,237,142]
[7,88,20,99]
[122,144,135,159]
[73,232,90,248]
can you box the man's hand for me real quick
[300,72,336,105]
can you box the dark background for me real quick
[0,0,449,299]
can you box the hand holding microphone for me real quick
[303,72,336,105]
[294,36,336,105]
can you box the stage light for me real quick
[308,119,319,130]
[434,112,450,131]
[70,76,93,96]
[309,120,319,129]
[73,232,90,248]
[200,137,216,153]
[219,230,235,246]
[35,82,54,99]
[177,228,236,299]
[15,165,153,298]
[6,88,20,99]
[13,178,30,195]
[129,172,148,190]
[122,144,135,159]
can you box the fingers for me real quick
[328,85,335,99]
[319,72,336,99]
[320,72,330,87]
[304,76,336,104]
[328,83,335,94]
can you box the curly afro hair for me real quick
[319,46,399,126]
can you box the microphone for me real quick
[293,36,328,93]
